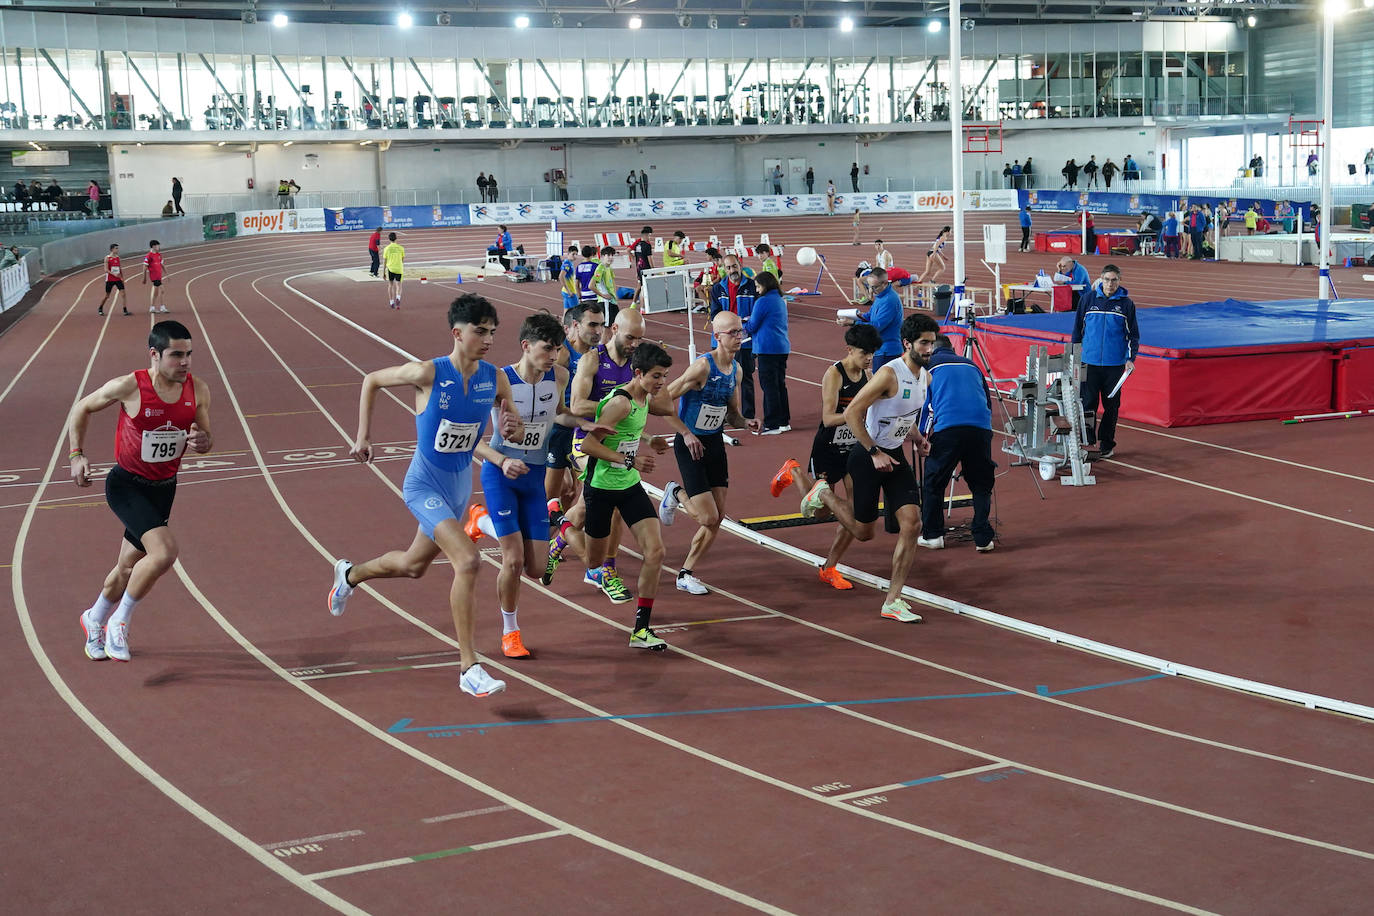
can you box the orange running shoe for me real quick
[770,458,801,498]
[501,629,531,658]
[464,504,489,542]
[818,566,854,590]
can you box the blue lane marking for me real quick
[389,673,1168,736]
[1035,673,1166,697]
[900,775,947,787]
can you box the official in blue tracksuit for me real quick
[1018,206,1032,252]
[918,340,997,551]
[1070,263,1140,459]
[1055,256,1092,310]
[710,253,758,419]
[744,270,791,432]
[845,267,902,369]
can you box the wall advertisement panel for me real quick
[324,204,471,231]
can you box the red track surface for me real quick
[3,215,1372,914]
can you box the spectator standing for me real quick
[1250,154,1264,178]
[1083,155,1100,188]
[1243,204,1259,236]
[1083,209,1097,255]
[1365,149,1373,184]
[1002,163,1013,189]
[1070,263,1139,460]
[1101,158,1118,190]
[171,177,184,215]
[1123,154,1140,187]
[805,166,815,194]
[30,180,43,208]
[276,178,290,209]
[1061,159,1079,190]
[825,180,836,215]
[1011,160,1023,190]
[850,162,861,192]
[555,172,569,200]
[627,170,639,199]
[1306,151,1319,177]
[841,267,903,370]
[87,180,101,216]
[367,227,382,277]
[1161,211,1181,258]
[1187,205,1210,260]
[1019,205,1032,252]
[14,180,30,212]
[771,164,784,195]
[1022,157,1035,189]
[746,270,791,434]
[639,169,649,197]
[631,225,654,293]
[487,173,499,202]
[476,172,489,203]
[47,178,64,207]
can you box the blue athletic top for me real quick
[561,255,575,279]
[574,261,597,301]
[677,354,737,436]
[416,357,495,473]
[490,365,558,466]
[563,344,587,406]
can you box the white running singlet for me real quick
[864,356,928,451]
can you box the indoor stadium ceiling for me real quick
[0,0,1316,29]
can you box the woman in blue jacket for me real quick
[745,270,792,434]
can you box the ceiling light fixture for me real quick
[628,16,642,29]
[928,20,943,33]
[217,140,227,146]
[840,17,854,32]
[1246,14,1257,26]
[283,140,293,146]
[272,13,287,27]
[397,11,414,28]
[515,15,530,28]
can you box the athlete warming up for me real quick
[327,294,520,698]
[69,320,213,661]
[799,313,938,623]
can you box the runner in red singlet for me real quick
[140,239,169,314]
[67,320,213,662]
[96,242,130,317]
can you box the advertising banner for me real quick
[235,209,327,235]
[1019,190,1311,221]
[202,212,237,240]
[324,204,470,231]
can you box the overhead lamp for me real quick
[840,17,854,32]
[628,16,642,29]
[29,141,41,150]
[551,12,563,26]
[435,11,451,26]
[217,140,226,146]
[928,20,943,33]
[1365,0,1373,9]
[1323,0,1347,15]
[283,140,293,147]
[739,16,750,26]
[397,11,414,28]
[1246,14,1257,26]
[272,13,288,27]
[360,139,372,145]
[708,15,719,29]
[515,15,530,28]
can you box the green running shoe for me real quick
[541,546,563,586]
[600,570,633,604]
[629,627,667,651]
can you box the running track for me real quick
[3,214,1371,913]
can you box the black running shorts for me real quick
[583,482,654,539]
[105,464,177,552]
[673,431,728,497]
[845,444,919,525]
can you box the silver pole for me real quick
[1318,3,1335,300]
[950,0,965,307]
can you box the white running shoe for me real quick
[80,609,107,661]
[659,482,681,526]
[880,600,923,623]
[328,559,354,616]
[157,306,169,314]
[976,541,996,553]
[676,573,709,595]
[104,621,131,662]
[917,535,945,550]
[459,663,507,698]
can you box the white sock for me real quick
[477,512,497,539]
[501,609,518,634]
[87,594,116,624]
[108,592,140,628]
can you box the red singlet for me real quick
[114,370,197,481]
[105,255,122,282]
[143,251,164,281]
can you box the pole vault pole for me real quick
[1318,1,1336,301]
[949,0,966,317]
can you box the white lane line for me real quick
[1105,458,1374,533]
[421,805,514,824]
[396,649,464,661]
[181,263,795,915]
[1117,424,1374,484]
[9,299,367,916]
[297,660,465,681]
[263,829,366,851]
[303,829,568,881]
[258,268,1225,911]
